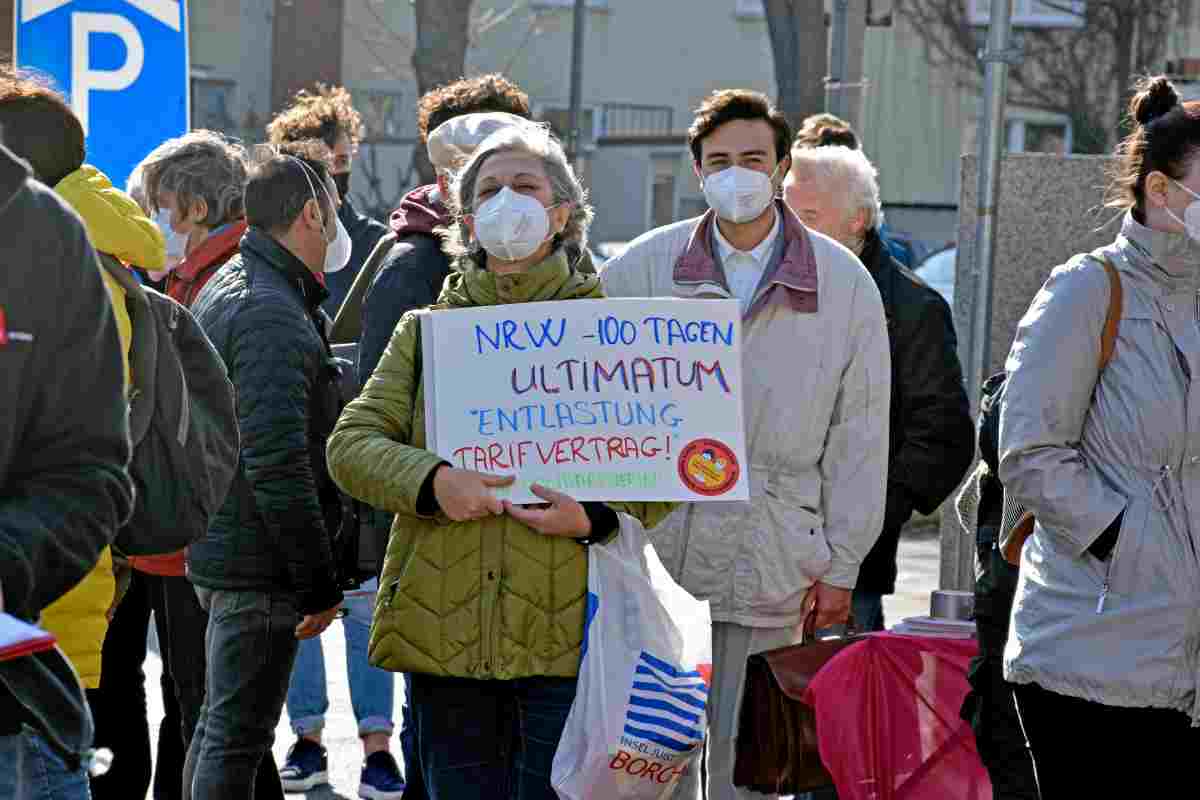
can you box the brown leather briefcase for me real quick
[732,613,866,794]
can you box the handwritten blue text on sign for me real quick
[420,298,749,504]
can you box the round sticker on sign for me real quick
[678,439,740,497]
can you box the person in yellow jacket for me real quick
[0,73,165,799]
[40,162,164,684]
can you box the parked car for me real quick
[595,241,629,261]
[915,246,956,308]
[881,226,936,270]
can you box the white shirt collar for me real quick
[713,207,781,267]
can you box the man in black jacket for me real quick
[785,142,974,631]
[183,144,344,799]
[357,74,534,382]
[0,142,134,796]
[268,84,391,318]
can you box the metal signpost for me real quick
[14,0,189,190]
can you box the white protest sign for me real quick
[421,298,748,504]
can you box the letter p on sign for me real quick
[15,0,189,191]
[71,12,144,136]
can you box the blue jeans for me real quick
[286,577,394,738]
[406,673,577,800]
[0,728,91,800]
[183,589,299,800]
[851,588,886,633]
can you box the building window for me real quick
[600,103,675,139]
[679,196,709,220]
[651,157,678,228]
[969,0,1084,28]
[735,0,765,18]
[191,78,237,136]
[351,90,408,143]
[1007,113,1072,154]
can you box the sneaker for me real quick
[279,738,329,793]
[359,751,406,800]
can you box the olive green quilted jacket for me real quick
[327,250,674,679]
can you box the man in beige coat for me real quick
[601,89,890,800]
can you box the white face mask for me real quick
[1167,179,1200,243]
[702,164,779,224]
[154,208,188,267]
[293,157,353,273]
[323,213,353,274]
[472,186,553,262]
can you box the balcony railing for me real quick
[600,103,675,140]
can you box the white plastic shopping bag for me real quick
[552,517,712,800]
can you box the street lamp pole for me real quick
[566,0,587,163]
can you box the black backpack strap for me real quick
[96,252,159,446]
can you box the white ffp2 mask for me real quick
[473,187,552,262]
[154,209,188,268]
[291,156,353,274]
[323,213,352,274]
[1168,179,1200,243]
[702,165,778,224]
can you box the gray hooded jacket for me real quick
[1000,213,1200,721]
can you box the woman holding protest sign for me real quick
[326,121,674,799]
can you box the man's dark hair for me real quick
[688,90,792,165]
[417,73,532,145]
[0,69,85,186]
[245,141,333,236]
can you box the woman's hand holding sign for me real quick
[504,484,592,538]
[433,466,515,521]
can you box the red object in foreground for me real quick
[0,613,57,662]
[802,632,991,800]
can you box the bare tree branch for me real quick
[897,0,1186,153]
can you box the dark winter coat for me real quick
[188,228,344,615]
[322,196,391,319]
[358,185,451,383]
[0,145,134,761]
[856,229,974,595]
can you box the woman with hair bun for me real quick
[999,75,1200,795]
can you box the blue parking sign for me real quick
[14,0,190,190]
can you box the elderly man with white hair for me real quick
[784,145,974,633]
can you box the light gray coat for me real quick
[1000,213,1200,721]
[602,208,890,628]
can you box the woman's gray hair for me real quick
[140,130,249,227]
[788,144,883,231]
[442,121,594,263]
[126,162,151,214]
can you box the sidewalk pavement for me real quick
[142,532,943,798]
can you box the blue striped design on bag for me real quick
[622,724,695,753]
[640,651,703,679]
[627,695,701,724]
[631,681,709,710]
[626,711,704,740]
[633,665,710,694]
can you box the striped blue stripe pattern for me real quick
[623,652,708,752]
